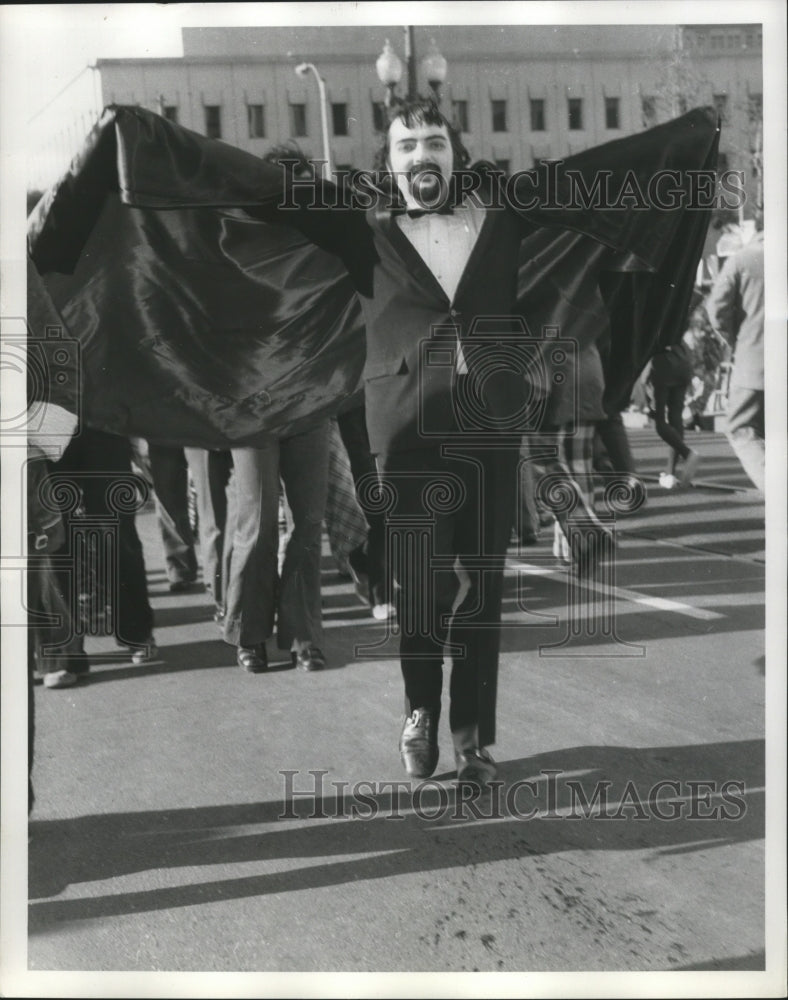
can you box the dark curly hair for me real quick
[372,97,470,174]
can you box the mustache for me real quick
[406,162,443,181]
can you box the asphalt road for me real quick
[21,427,779,992]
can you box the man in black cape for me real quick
[27,98,719,786]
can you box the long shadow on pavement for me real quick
[29,738,764,927]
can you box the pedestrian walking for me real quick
[705,223,765,492]
[146,442,200,592]
[645,335,701,489]
[221,427,330,673]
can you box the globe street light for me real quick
[295,62,332,180]
[375,39,403,108]
[376,32,447,109]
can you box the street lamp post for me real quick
[422,38,448,105]
[376,30,447,110]
[295,62,332,180]
[404,26,417,100]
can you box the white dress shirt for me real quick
[395,200,485,373]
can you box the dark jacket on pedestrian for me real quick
[647,341,694,388]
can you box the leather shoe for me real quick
[291,646,326,671]
[452,724,498,788]
[237,644,268,673]
[455,747,498,788]
[399,707,439,779]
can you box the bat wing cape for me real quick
[27,104,719,447]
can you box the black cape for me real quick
[27,104,719,447]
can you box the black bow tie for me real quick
[393,204,455,219]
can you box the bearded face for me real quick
[386,117,454,209]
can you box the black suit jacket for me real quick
[350,176,534,456]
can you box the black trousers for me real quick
[147,443,198,585]
[594,412,637,475]
[653,383,690,470]
[336,405,390,606]
[379,443,520,746]
[50,429,153,647]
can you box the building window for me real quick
[713,93,729,124]
[332,103,348,136]
[604,97,620,130]
[530,99,546,131]
[568,98,583,130]
[204,105,221,139]
[494,158,510,175]
[491,100,508,133]
[372,101,387,132]
[641,95,657,127]
[453,100,469,133]
[163,105,178,123]
[290,103,307,137]
[247,104,265,139]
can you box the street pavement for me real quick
[23,426,776,988]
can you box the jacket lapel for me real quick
[366,170,499,307]
[451,206,495,304]
[371,208,450,305]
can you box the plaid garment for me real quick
[324,419,368,564]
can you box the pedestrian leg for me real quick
[277,422,330,658]
[726,386,765,492]
[147,443,198,589]
[222,443,280,650]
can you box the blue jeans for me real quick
[222,423,329,649]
